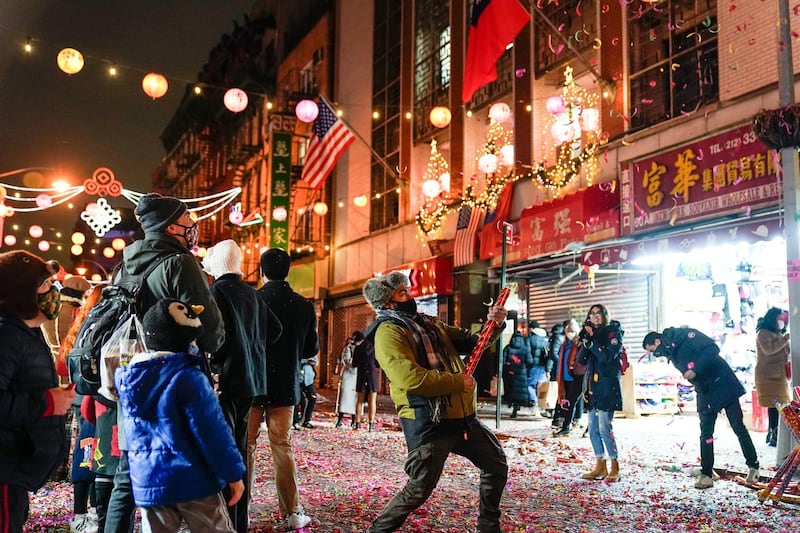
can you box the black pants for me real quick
[0,483,28,533]
[368,417,508,533]
[294,383,317,425]
[699,399,759,477]
[218,394,253,533]
[103,451,135,533]
[555,378,585,430]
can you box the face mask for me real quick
[175,222,199,249]
[37,285,60,320]
[392,298,417,315]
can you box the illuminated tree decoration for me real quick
[536,66,602,192]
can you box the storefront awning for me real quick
[486,182,620,265]
[579,216,783,267]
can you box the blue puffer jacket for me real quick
[116,351,245,507]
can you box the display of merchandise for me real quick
[631,360,682,416]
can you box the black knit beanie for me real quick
[0,250,60,319]
[134,193,187,233]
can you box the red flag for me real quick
[454,204,484,267]
[479,182,514,260]
[301,98,356,189]
[462,0,531,103]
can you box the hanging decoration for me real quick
[295,99,319,122]
[142,72,169,99]
[83,167,123,197]
[535,66,601,192]
[429,106,452,128]
[223,88,248,113]
[56,47,84,74]
[80,198,122,237]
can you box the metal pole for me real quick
[777,0,799,464]
[497,224,510,429]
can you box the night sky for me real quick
[0,0,255,262]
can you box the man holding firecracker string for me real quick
[362,271,508,533]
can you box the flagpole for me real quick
[318,94,403,182]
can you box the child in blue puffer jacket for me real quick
[116,298,244,532]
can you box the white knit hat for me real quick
[203,239,243,278]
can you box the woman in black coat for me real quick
[353,331,379,430]
[578,303,623,482]
[502,331,533,418]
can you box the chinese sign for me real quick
[621,124,780,235]
[269,131,291,251]
[510,183,619,263]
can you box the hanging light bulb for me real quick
[312,202,329,216]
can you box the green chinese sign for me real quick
[270,131,291,251]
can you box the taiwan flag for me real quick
[462,0,531,103]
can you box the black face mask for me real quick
[392,298,417,315]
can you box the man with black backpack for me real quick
[104,193,225,533]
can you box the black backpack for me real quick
[67,254,176,395]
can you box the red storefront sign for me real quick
[620,124,780,236]
[509,183,620,263]
[380,256,453,297]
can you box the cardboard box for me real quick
[537,381,558,409]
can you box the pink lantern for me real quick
[4,235,16,247]
[272,207,288,222]
[35,194,52,208]
[579,108,600,131]
[488,102,511,123]
[29,225,43,238]
[295,99,319,122]
[546,95,566,115]
[38,241,50,252]
[224,88,249,113]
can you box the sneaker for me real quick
[551,418,563,429]
[287,511,312,530]
[301,421,314,429]
[552,427,570,437]
[70,514,98,533]
[746,467,759,484]
[694,475,714,489]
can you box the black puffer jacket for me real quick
[209,274,282,398]
[0,314,68,490]
[581,320,624,412]
[120,233,224,354]
[502,332,532,405]
[257,281,319,407]
[655,327,744,413]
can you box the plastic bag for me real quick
[98,315,147,401]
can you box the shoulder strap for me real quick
[117,252,183,311]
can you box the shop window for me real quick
[533,0,597,77]
[413,0,450,141]
[628,0,718,132]
[371,0,401,231]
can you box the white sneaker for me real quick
[694,475,713,489]
[287,511,311,529]
[746,467,759,484]
[69,514,98,533]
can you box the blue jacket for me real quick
[581,320,624,412]
[116,351,245,507]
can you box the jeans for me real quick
[587,409,618,460]
[103,451,135,533]
[247,405,303,517]
[368,417,507,533]
[527,366,547,404]
[699,399,759,477]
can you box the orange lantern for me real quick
[429,106,452,128]
[57,48,84,74]
[142,73,169,99]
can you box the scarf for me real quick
[376,309,453,422]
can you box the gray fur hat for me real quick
[363,271,409,311]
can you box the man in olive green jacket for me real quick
[363,271,508,533]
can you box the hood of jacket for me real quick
[118,351,198,418]
[120,234,189,279]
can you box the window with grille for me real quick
[628,0,718,131]
[534,0,597,76]
[370,0,402,231]
[413,0,450,141]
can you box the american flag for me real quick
[301,98,356,189]
[454,204,484,267]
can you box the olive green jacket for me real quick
[371,317,503,421]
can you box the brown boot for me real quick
[581,458,608,480]
[606,459,620,482]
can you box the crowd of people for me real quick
[0,191,792,532]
